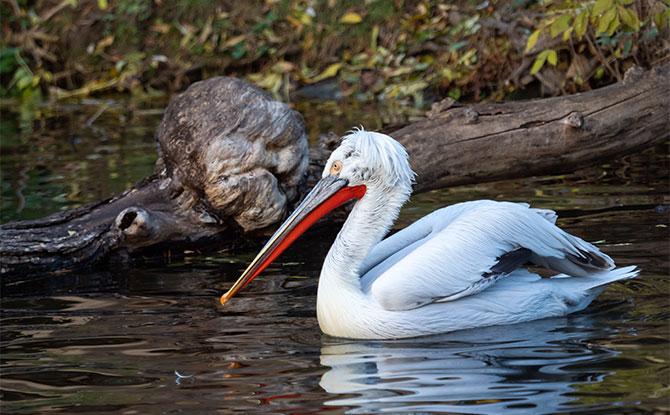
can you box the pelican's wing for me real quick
[366,200,614,311]
[358,201,478,281]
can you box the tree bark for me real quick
[2,66,668,279]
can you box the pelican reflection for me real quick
[319,315,618,414]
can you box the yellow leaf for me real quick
[653,10,666,30]
[530,50,550,74]
[530,58,544,75]
[298,12,312,25]
[458,48,477,65]
[550,15,571,38]
[618,6,639,30]
[596,7,616,35]
[440,67,457,82]
[629,8,640,30]
[302,31,314,51]
[286,15,303,29]
[547,49,557,66]
[97,0,108,10]
[339,12,362,24]
[97,35,114,49]
[384,84,400,98]
[263,28,282,44]
[606,15,620,36]
[307,63,342,83]
[248,72,281,91]
[592,0,612,19]
[221,35,245,49]
[388,66,413,77]
[38,69,53,82]
[574,10,587,39]
[525,29,541,53]
[272,61,295,73]
[371,25,379,50]
[179,31,193,48]
[563,27,573,41]
[402,80,428,95]
[618,6,631,26]
[152,23,170,34]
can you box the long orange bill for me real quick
[220,175,366,305]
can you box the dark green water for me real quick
[1,98,668,414]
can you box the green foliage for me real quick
[0,48,45,99]
[530,49,558,74]
[0,0,668,103]
[524,0,668,86]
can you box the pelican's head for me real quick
[323,128,415,191]
[220,128,414,305]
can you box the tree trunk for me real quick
[2,66,668,279]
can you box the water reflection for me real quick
[320,317,618,414]
[1,267,666,414]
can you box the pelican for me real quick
[220,128,638,339]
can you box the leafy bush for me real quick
[0,0,668,103]
[525,0,669,87]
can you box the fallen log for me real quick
[1,77,309,279]
[395,65,669,193]
[309,66,669,191]
[1,66,668,279]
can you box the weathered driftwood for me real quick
[397,65,669,193]
[2,66,668,279]
[1,77,308,279]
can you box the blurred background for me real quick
[2,0,668,105]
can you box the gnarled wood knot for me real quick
[561,112,584,129]
[463,107,479,124]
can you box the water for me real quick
[1,98,668,414]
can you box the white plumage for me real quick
[222,128,638,339]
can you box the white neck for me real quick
[316,184,409,333]
[324,185,408,284]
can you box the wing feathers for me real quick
[368,200,617,312]
[418,248,533,306]
[484,248,532,277]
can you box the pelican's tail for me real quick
[556,265,639,314]
[580,265,639,289]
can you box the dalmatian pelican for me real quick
[220,129,638,339]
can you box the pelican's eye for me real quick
[330,160,343,175]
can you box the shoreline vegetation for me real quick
[1,0,668,106]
